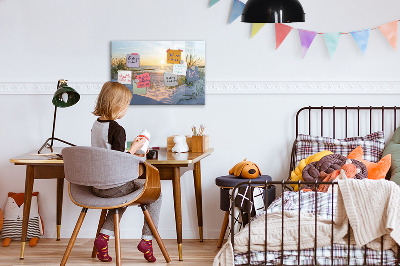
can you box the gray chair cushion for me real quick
[69,180,145,208]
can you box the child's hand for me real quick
[129,137,147,155]
[134,149,149,157]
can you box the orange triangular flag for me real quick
[378,21,398,50]
[275,23,293,49]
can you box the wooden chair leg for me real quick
[217,211,230,248]
[114,210,121,266]
[60,208,88,266]
[141,205,171,263]
[91,209,108,258]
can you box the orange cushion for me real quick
[348,146,391,180]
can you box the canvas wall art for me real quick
[111,41,205,105]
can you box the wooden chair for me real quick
[60,146,171,265]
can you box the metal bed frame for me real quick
[230,106,400,266]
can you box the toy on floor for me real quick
[229,159,261,179]
[1,192,44,247]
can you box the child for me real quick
[91,81,162,263]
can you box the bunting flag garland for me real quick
[207,4,400,57]
[298,30,317,58]
[323,33,341,58]
[378,21,398,50]
[209,0,220,7]
[275,23,293,49]
[229,0,245,23]
[251,23,266,38]
[351,29,370,55]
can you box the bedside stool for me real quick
[215,175,275,248]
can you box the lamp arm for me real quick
[50,79,61,148]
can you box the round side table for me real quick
[215,175,275,248]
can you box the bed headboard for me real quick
[290,106,400,179]
[295,106,400,138]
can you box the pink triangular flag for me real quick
[378,21,398,50]
[298,29,317,58]
[275,23,293,49]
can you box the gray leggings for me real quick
[92,180,162,240]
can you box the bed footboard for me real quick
[230,180,400,266]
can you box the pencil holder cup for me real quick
[191,135,209,153]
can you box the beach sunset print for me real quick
[111,41,205,105]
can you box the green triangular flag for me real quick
[323,33,341,58]
[251,23,266,38]
[209,0,220,7]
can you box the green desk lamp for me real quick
[38,79,80,154]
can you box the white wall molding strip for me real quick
[0,81,400,95]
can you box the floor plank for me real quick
[0,239,221,265]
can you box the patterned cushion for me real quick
[295,131,385,166]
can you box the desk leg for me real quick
[193,161,203,242]
[20,165,34,259]
[56,178,64,241]
[172,167,183,261]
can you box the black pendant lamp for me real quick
[242,0,305,23]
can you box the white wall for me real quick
[1,0,400,240]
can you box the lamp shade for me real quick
[241,0,305,23]
[52,84,80,108]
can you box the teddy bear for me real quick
[172,135,189,153]
[229,159,261,179]
[1,192,44,247]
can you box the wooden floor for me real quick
[0,239,221,265]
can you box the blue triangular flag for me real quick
[229,0,245,23]
[209,0,220,7]
[323,33,341,58]
[351,29,370,55]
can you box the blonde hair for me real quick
[93,81,132,120]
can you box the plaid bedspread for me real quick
[234,191,397,265]
[234,244,397,265]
